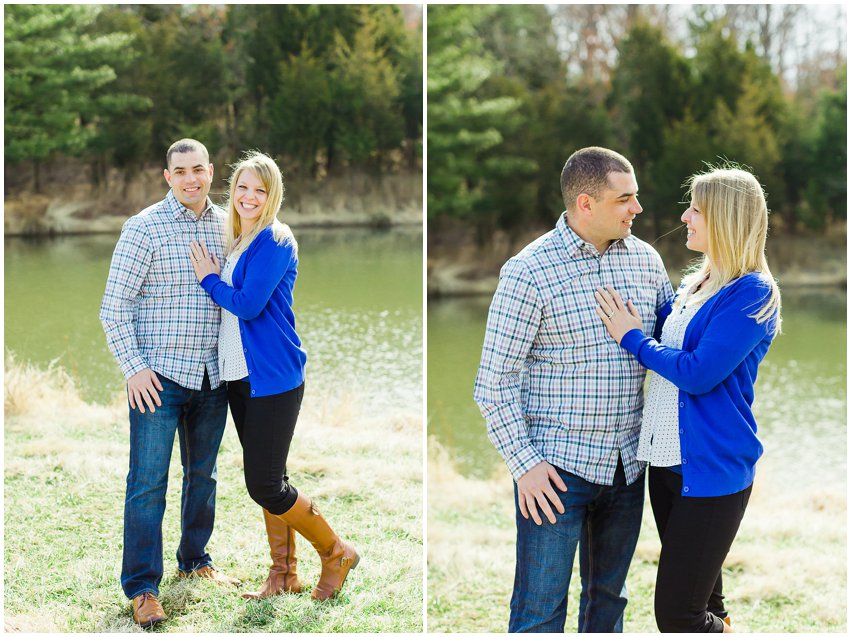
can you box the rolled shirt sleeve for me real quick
[474,259,546,480]
[99,219,152,379]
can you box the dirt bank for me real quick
[4,163,422,236]
[428,221,847,296]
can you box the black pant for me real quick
[649,466,752,633]
[227,380,304,515]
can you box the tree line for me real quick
[428,5,846,234]
[5,5,422,191]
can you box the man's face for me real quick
[164,150,213,213]
[588,171,643,243]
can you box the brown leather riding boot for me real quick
[242,508,303,599]
[277,492,359,601]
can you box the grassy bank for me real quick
[427,440,846,633]
[4,357,423,632]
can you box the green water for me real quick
[428,287,847,484]
[4,228,423,416]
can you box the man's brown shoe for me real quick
[177,565,242,586]
[132,592,166,627]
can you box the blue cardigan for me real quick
[620,273,778,497]
[200,226,306,397]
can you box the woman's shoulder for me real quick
[252,224,294,249]
[727,272,774,296]
[710,272,775,318]
[245,224,296,264]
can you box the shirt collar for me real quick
[555,212,631,258]
[165,189,215,221]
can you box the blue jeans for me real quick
[509,459,645,633]
[120,373,228,599]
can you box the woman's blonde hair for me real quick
[225,150,296,257]
[678,164,781,333]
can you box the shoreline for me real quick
[3,215,424,239]
[4,166,422,236]
[428,264,847,298]
[427,223,847,297]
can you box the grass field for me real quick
[4,357,423,632]
[427,440,846,633]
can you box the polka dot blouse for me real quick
[217,250,250,382]
[636,287,707,467]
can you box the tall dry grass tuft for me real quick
[5,351,84,417]
[4,352,120,434]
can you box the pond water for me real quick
[428,286,846,490]
[4,227,423,418]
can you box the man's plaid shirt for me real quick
[474,214,673,486]
[100,190,227,390]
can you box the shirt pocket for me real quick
[540,286,603,353]
[146,229,201,292]
[610,279,659,336]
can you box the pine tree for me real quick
[4,5,135,190]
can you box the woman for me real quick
[594,165,781,633]
[189,151,358,601]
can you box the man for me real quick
[100,139,240,628]
[474,147,673,632]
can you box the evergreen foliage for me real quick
[4,4,422,184]
[427,5,846,233]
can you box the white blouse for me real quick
[217,250,250,382]
[636,288,707,467]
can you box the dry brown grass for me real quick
[427,438,846,633]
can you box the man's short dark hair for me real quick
[560,147,633,213]
[166,138,209,169]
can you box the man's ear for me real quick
[164,168,172,187]
[575,193,593,216]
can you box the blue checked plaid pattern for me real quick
[100,190,227,390]
[474,214,674,485]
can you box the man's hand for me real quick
[517,461,568,525]
[189,240,221,283]
[127,368,164,413]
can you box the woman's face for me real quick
[681,199,708,253]
[234,169,267,230]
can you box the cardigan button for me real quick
[683,486,690,493]
[682,457,688,464]
[679,402,684,408]
[251,390,255,396]
[679,428,684,435]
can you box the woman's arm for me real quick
[195,233,293,320]
[599,278,773,395]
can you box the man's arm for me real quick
[473,259,567,524]
[99,220,162,413]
